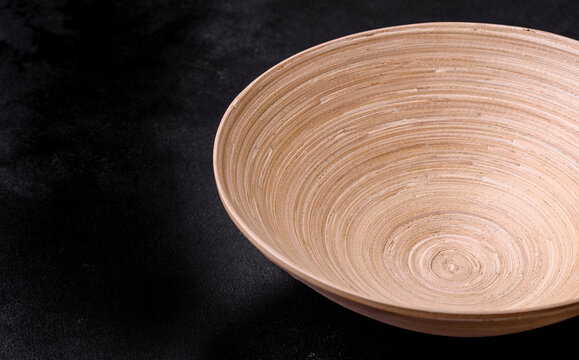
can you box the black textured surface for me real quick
[0,0,577,358]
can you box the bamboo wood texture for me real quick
[213,23,579,336]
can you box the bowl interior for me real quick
[214,23,579,313]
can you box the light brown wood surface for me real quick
[213,22,579,336]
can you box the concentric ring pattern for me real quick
[214,23,579,321]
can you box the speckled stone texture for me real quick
[0,0,577,358]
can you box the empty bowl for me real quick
[213,22,579,336]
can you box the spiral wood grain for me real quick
[214,23,579,336]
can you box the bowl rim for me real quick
[213,22,579,318]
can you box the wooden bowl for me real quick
[213,22,579,336]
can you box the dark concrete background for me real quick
[0,0,577,358]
